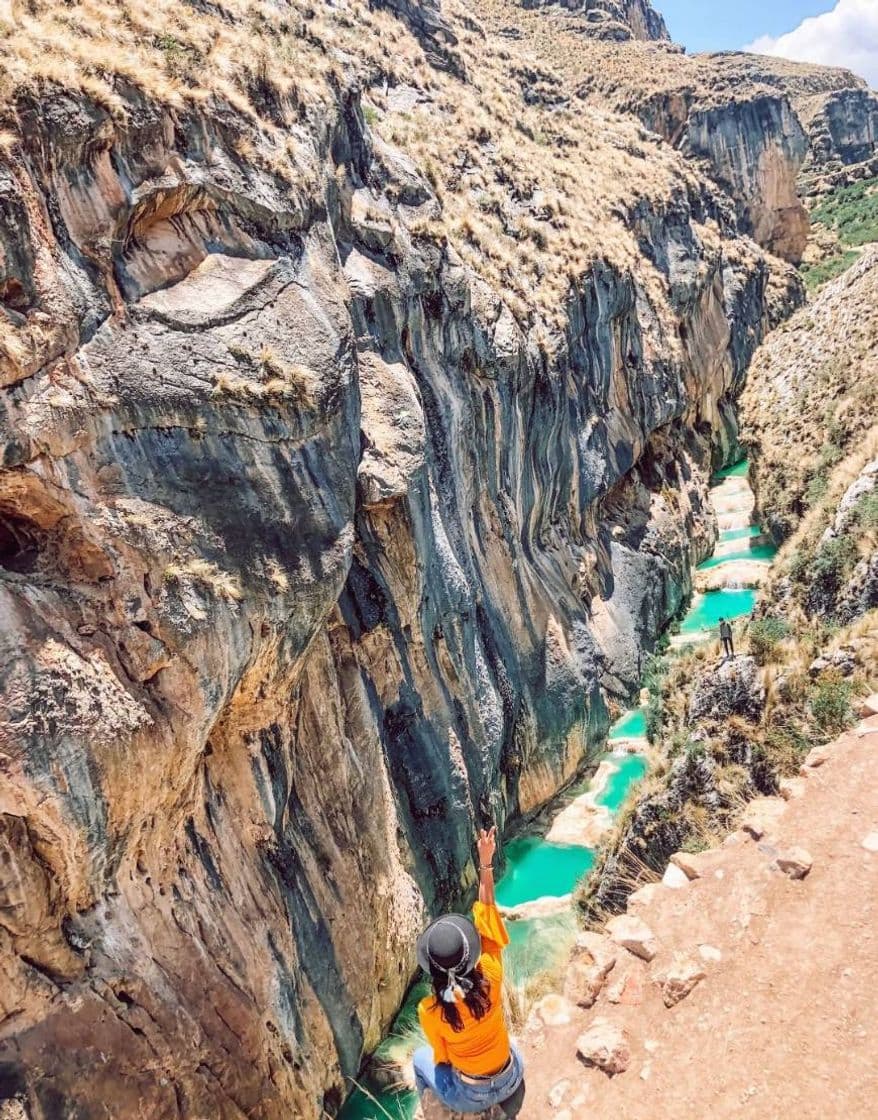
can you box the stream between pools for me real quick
[340,460,775,1119]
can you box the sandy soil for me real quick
[517,716,878,1119]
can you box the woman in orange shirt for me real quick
[412,826,525,1115]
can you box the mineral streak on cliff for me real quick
[0,1,809,1116]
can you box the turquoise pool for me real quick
[697,541,777,570]
[494,836,595,908]
[719,525,762,543]
[679,588,757,634]
[609,707,647,740]
[596,753,649,813]
[713,459,749,480]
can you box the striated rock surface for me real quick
[0,2,807,1117]
[519,0,670,42]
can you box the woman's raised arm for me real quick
[477,825,497,907]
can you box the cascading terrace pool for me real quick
[340,461,769,1119]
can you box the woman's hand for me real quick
[477,826,497,906]
[477,825,497,869]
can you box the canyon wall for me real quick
[0,2,804,1117]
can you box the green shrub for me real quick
[810,535,858,602]
[804,470,829,506]
[763,725,811,776]
[811,177,878,248]
[853,490,878,529]
[800,250,860,293]
[810,671,855,735]
[749,617,790,664]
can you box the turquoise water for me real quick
[494,836,595,908]
[679,588,757,634]
[714,459,749,480]
[596,754,649,812]
[506,908,579,976]
[697,541,777,570]
[719,525,761,543]
[341,1085,416,1120]
[609,707,647,740]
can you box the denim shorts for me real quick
[413,1043,524,1114]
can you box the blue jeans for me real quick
[413,1044,524,1114]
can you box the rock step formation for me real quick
[513,714,878,1117]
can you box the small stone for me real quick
[606,960,646,1006]
[698,944,723,963]
[606,915,659,962]
[774,847,813,880]
[565,958,609,1009]
[644,1038,660,1054]
[566,933,617,1008]
[640,1061,653,1081]
[547,1080,570,1108]
[653,953,706,1007]
[862,832,878,853]
[534,993,573,1028]
[574,931,618,974]
[670,851,708,879]
[662,862,690,889]
[857,693,878,719]
[804,744,834,770]
[741,798,786,840]
[779,777,806,801]
[576,1018,631,1076]
[627,882,662,911]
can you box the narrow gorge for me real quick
[0,3,876,1119]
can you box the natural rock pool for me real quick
[340,461,767,1119]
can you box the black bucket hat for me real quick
[417,913,481,979]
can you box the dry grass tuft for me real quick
[164,556,243,602]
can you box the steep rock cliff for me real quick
[0,2,800,1117]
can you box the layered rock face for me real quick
[0,2,801,1117]
[808,88,878,170]
[683,97,809,263]
[701,54,878,196]
[518,0,670,42]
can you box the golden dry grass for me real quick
[0,0,742,332]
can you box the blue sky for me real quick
[658,0,836,52]
[657,0,878,88]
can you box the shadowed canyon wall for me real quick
[0,2,807,1116]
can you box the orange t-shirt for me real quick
[417,901,511,1076]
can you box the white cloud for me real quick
[745,0,878,89]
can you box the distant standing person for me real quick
[719,617,734,659]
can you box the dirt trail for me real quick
[517,716,878,1119]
